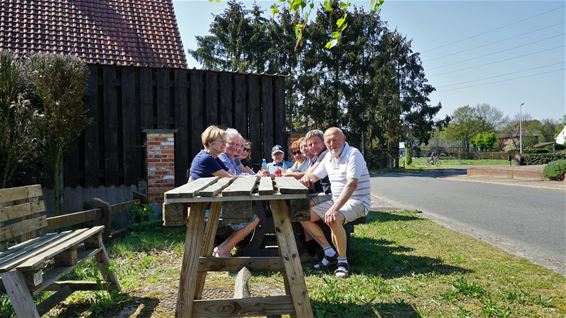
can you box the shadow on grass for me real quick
[51,295,160,318]
[312,300,421,318]
[365,210,421,224]
[350,235,469,278]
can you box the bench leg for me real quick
[270,200,313,318]
[194,202,222,299]
[93,234,121,291]
[2,271,40,318]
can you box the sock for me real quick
[323,246,336,257]
[337,257,348,266]
[321,246,336,266]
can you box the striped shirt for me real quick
[313,143,371,208]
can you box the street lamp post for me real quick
[519,102,524,154]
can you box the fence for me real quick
[64,64,286,188]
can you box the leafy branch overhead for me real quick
[270,0,385,50]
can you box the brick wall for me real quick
[145,130,176,203]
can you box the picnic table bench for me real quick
[163,176,313,318]
[0,185,120,317]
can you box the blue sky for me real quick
[172,0,565,122]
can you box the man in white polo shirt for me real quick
[300,127,371,278]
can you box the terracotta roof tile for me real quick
[0,0,187,68]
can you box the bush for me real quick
[543,160,566,180]
[521,153,566,165]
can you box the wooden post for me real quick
[270,200,313,318]
[194,202,222,299]
[176,202,207,318]
[2,271,40,318]
[90,198,112,242]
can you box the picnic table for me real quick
[163,176,313,318]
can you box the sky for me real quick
[171,0,565,122]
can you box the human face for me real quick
[291,149,304,162]
[307,136,324,156]
[225,137,242,158]
[208,137,226,156]
[272,152,284,164]
[324,129,345,158]
[300,142,312,158]
[241,143,251,158]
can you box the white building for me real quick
[556,126,566,145]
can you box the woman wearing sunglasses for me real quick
[285,137,311,179]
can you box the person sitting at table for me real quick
[239,139,254,173]
[265,145,292,176]
[285,138,310,179]
[189,125,260,257]
[300,127,371,278]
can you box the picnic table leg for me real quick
[194,202,222,299]
[175,202,207,318]
[2,271,40,318]
[270,200,313,318]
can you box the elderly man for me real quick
[300,127,371,277]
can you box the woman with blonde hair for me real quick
[285,137,311,179]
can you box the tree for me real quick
[27,54,90,213]
[471,132,498,152]
[444,105,480,156]
[0,51,42,187]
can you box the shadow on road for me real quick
[371,169,466,178]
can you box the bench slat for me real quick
[273,177,309,194]
[258,177,274,195]
[0,201,45,222]
[17,226,105,271]
[46,209,102,232]
[164,177,219,198]
[0,216,47,242]
[0,233,68,267]
[200,177,235,197]
[0,184,42,204]
[222,177,259,197]
[0,230,87,272]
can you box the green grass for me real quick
[3,211,563,317]
[406,158,509,168]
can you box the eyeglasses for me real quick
[292,151,301,155]
[243,148,250,152]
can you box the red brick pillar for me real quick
[144,129,177,203]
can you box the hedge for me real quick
[521,153,566,165]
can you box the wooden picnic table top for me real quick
[163,176,309,204]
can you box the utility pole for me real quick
[519,102,524,154]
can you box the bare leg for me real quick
[328,213,347,258]
[214,216,260,257]
[300,212,331,248]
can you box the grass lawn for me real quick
[4,210,563,317]
[406,158,509,169]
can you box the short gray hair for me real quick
[225,128,242,141]
[305,129,324,142]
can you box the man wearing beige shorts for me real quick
[300,127,371,278]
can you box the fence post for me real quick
[90,198,112,242]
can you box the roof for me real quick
[0,0,187,68]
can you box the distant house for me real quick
[0,0,187,68]
[556,126,566,145]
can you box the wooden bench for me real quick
[0,185,121,317]
[232,204,366,260]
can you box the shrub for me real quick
[543,160,566,181]
[405,146,413,166]
[522,153,566,165]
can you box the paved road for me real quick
[370,171,566,274]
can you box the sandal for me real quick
[335,263,349,278]
[313,254,337,271]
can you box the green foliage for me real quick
[128,204,158,231]
[0,51,43,188]
[405,145,412,166]
[26,53,90,213]
[192,1,442,169]
[471,131,498,152]
[543,159,566,180]
[523,153,566,166]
